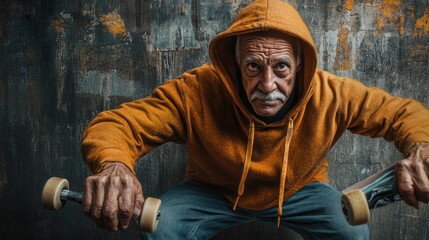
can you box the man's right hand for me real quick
[82,162,144,231]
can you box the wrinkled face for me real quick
[237,31,299,117]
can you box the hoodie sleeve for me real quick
[81,79,187,174]
[340,77,429,156]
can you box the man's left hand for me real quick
[396,143,429,209]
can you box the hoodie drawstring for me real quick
[233,120,255,211]
[233,118,295,228]
[277,118,294,227]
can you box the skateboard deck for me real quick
[341,165,402,225]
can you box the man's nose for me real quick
[259,68,277,93]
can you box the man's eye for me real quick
[275,62,288,71]
[247,63,260,71]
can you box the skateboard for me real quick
[41,177,161,232]
[341,165,402,225]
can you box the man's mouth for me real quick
[254,98,284,108]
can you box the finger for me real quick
[133,191,144,222]
[91,177,107,227]
[118,186,134,230]
[102,176,121,231]
[82,177,94,216]
[396,164,419,209]
[413,164,429,204]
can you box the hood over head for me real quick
[208,0,319,226]
[209,0,317,123]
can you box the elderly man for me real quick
[81,0,429,239]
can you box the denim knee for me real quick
[141,180,249,240]
[280,182,370,240]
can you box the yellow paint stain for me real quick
[99,11,127,37]
[334,24,352,71]
[365,0,372,4]
[52,18,65,34]
[376,0,404,36]
[345,0,355,11]
[414,8,429,36]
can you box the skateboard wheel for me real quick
[139,197,161,232]
[41,177,69,210]
[341,189,370,225]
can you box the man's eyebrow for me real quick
[272,56,292,63]
[243,55,260,63]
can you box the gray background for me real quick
[1,0,429,239]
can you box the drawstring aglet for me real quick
[233,196,241,211]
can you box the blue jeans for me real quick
[141,180,369,240]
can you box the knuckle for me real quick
[136,195,144,205]
[110,176,121,186]
[413,161,424,169]
[122,175,133,185]
[419,186,429,193]
[92,206,102,215]
[85,175,97,182]
[417,186,429,199]
[102,211,114,220]
[396,161,410,170]
[120,202,133,212]
[98,176,108,185]
[102,206,117,220]
[399,185,414,196]
[132,208,140,220]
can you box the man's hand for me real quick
[82,162,144,231]
[396,143,429,209]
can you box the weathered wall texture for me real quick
[1,0,428,239]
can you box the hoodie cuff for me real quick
[90,148,136,174]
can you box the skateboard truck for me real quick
[341,165,402,225]
[41,177,161,232]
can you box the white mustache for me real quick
[250,90,287,102]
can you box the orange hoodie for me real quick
[82,0,429,224]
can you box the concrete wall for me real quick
[1,0,428,239]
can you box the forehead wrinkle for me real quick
[242,50,294,66]
[241,42,295,61]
